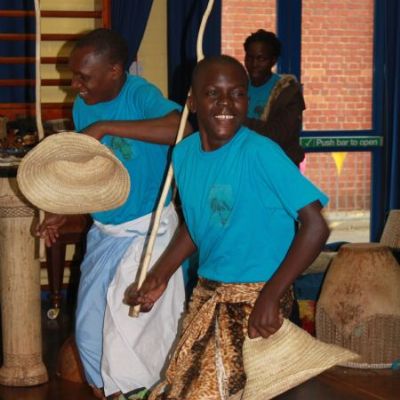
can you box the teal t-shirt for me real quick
[172,126,328,283]
[73,74,181,225]
[247,73,281,119]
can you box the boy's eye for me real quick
[76,74,89,83]
[232,89,246,98]
[205,89,218,97]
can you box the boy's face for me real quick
[245,41,276,87]
[69,45,122,105]
[189,62,248,151]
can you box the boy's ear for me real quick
[187,93,196,113]
[110,63,124,79]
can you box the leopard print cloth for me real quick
[149,278,293,400]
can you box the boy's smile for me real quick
[189,59,249,151]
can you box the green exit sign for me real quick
[300,136,383,149]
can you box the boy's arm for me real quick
[248,200,330,339]
[124,221,197,312]
[81,110,193,145]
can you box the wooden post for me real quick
[0,176,48,386]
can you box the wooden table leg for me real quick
[0,177,48,386]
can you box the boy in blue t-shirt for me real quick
[35,29,191,400]
[244,29,305,166]
[126,55,330,400]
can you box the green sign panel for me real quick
[300,136,383,149]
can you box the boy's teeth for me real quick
[215,115,234,119]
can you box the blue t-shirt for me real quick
[172,126,328,283]
[73,74,181,225]
[247,73,281,119]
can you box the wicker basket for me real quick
[316,243,400,368]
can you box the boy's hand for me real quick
[247,289,283,339]
[124,271,168,312]
[34,213,67,247]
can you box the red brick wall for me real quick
[221,0,276,62]
[305,152,371,210]
[301,0,373,131]
[221,0,373,212]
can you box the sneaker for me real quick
[124,388,150,400]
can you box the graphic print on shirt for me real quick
[208,184,233,227]
[252,104,264,118]
[111,137,133,160]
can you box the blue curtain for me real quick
[371,0,400,240]
[167,0,221,106]
[382,1,400,210]
[111,0,154,70]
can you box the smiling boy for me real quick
[125,55,329,399]
[36,29,190,400]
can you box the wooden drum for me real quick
[0,175,48,386]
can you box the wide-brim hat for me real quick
[242,318,357,400]
[17,132,130,214]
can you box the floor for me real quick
[0,293,98,400]
[0,293,398,400]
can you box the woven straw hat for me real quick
[17,132,130,214]
[242,318,357,400]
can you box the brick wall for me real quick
[221,0,373,212]
[221,0,276,61]
[301,0,373,131]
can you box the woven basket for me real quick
[380,210,400,249]
[316,243,400,368]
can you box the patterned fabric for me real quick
[149,278,293,400]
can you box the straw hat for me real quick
[17,132,130,214]
[242,318,357,400]
[316,243,400,368]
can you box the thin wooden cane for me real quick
[34,0,46,261]
[129,0,216,317]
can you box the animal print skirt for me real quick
[149,278,294,400]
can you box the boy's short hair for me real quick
[243,29,281,59]
[74,28,128,67]
[191,55,248,91]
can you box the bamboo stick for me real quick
[129,0,215,317]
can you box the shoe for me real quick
[124,388,150,400]
[106,391,124,400]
